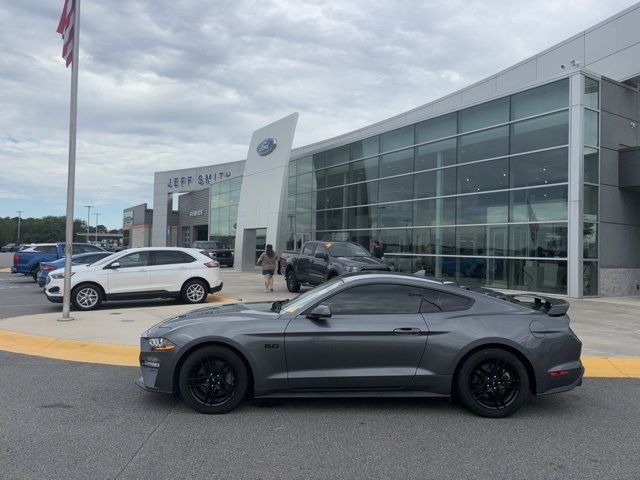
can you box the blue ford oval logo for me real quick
[256,138,277,156]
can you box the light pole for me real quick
[84,205,93,242]
[16,211,23,244]
[94,212,101,242]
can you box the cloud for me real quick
[0,0,637,228]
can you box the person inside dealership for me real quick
[371,240,383,259]
[256,244,280,293]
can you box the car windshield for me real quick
[193,242,219,249]
[326,243,370,257]
[278,278,344,314]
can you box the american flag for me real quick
[56,0,74,67]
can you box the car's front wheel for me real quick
[71,284,103,311]
[181,279,208,304]
[456,348,529,418]
[178,346,249,414]
[286,269,300,293]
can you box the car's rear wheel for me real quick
[71,284,102,311]
[181,279,208,304]
[286,269,300,293]
[179,346,248,414]
[456,348,529,418]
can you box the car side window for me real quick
[152,251,196,265]
[85,245,103,252]
[419,288,473,313]
[116,252,149,268]
[321,284,423,315]
[74,245,88,254]
[302,243,315,256]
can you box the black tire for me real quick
[456,348,529,418]
[179,345,249,414]
[286,269,300,293]
[71,284,103,311]
[181,279,208,304]
[32,268,40,282]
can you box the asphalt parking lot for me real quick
[2,252,640,479]
[1,350,639,480]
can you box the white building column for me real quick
[234,113,299,270]
[567,73,585,298]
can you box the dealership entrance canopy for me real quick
[124,4,640,298]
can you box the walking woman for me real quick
[256,244,279,293]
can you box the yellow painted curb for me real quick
[0,329,139,367]
[582,357,640,378]
[205,294,238,304]
[0,267,11,273]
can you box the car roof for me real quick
[118,247,203,253]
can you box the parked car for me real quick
[44,247,223,310]
[1,243,18,252]
[136,272,584,418]
[284,241,392,293]
[191,241,234,267]
[12,243,106,282]
[37,251,114,287]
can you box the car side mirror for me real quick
[108,262,120,269]
[314,251,327,260]
[307,304,331,320]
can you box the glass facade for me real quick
[583,77,600,296]
[287,78,571,294]
[209,176,242,249]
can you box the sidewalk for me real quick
[0,269,639,376]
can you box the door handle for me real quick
[393,327,422,335]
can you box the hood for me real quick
[50,264,94,275]
[337,256,388,267]
[149,301,277,332]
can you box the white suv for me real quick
[45,247,222,310]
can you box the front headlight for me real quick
[345,266,360,272]
[148,338,176,351]
[51,272,75,279]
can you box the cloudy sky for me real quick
[0,0,637,229]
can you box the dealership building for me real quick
[124,4,640,298]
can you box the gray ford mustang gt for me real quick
[137,272,583,418]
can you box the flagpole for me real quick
[60,0,81,321]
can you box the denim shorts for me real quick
[262,269,275,276]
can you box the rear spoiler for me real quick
[510,294,569,316]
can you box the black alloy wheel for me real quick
[457,348,529,418]
[286,270,300,293]
[179,346,248,414]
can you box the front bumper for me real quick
[137,338,182,394]
[45,280,64,303]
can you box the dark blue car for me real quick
[37,251,114,287]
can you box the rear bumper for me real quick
[536,360,584,396]
[210,281,223,293]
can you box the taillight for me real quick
[13,254,19,266]
[549,370,570,377]
[204,261,220,268]
[42,265,57,271]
